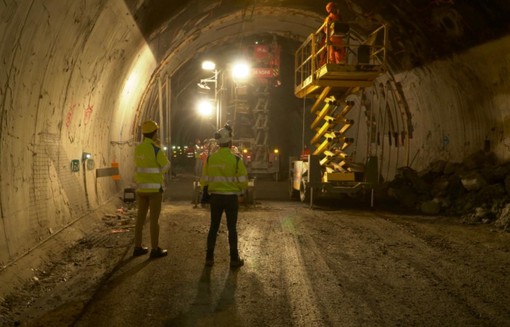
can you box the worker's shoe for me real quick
[133,246,149,257]
[149,247,168,259]
[230,257,244,269]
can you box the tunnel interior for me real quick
[1,0,510,293]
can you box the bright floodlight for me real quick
[197,99,214,117]
[231,61,250,81]
[202,60,216,71]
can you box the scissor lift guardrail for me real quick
[295,22,388,98]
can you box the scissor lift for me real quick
[290,21,388,206]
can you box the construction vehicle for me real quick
[289,19,388,206]
[226,35,282,181]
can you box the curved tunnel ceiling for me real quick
[149,5,323,78]
[131,0,510,77]
[127,0,510,147]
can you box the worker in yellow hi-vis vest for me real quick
[133,120,171,259]
[201,124,248,268]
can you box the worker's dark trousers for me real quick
[207,194,239,259]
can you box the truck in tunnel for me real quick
[1,0,510,325]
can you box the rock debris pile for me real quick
[102,205,137,232]
[380,150,510,231]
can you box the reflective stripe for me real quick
[136,167,161,173]
[137,183,161,189]
[207,176,248,182]
[161,162,171,173]
[209,176,239,183]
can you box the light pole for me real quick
[197,60,251,131]
[198,61,220,130]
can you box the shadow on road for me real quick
[165,268,241,327]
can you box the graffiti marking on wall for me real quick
[84,104,94,126]
[65,104,77,128]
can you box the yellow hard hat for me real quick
[141,120,159,134]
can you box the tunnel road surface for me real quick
[2,176,509,326]
[72,198,510,326]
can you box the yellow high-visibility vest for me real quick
[201,147,248,195]
[135,138,170,192]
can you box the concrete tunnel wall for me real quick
[397,38,510,166]
[1,0,510,272]
[0,1,155,265]
[355,36,510,181]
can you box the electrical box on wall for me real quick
[71,160,80,172]
[86,159,95,170]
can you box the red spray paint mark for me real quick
[84,104,94,126]
[65,104,77,128]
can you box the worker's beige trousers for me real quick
[135,191,162,249]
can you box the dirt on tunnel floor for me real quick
[1,174,510,326]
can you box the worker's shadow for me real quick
[107,256,152,285]
[165,267,241,327]
[215,269,240,318]
[87,256,151,304]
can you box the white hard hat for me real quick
[215,127,232,144]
